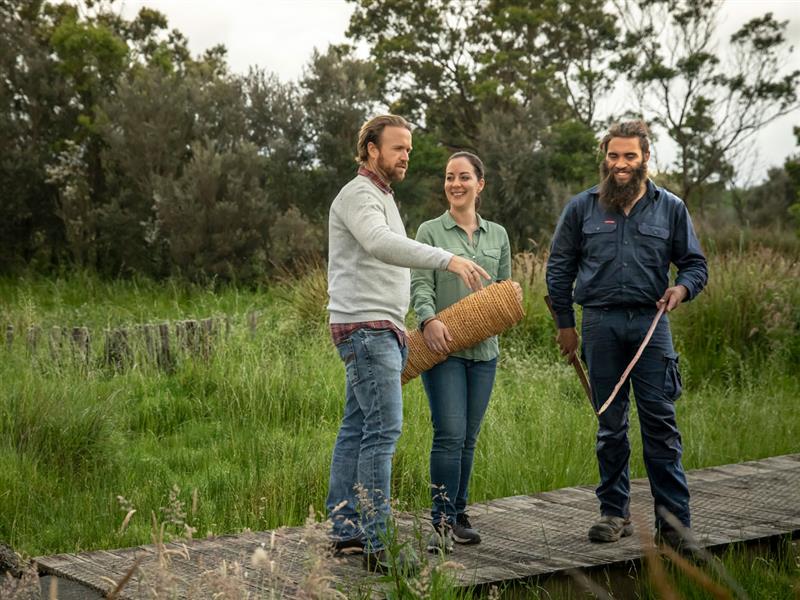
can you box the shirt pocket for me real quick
[581,221,618,263]
[479,247,501,280]
[637,222,670,266]
[438,246,470,284]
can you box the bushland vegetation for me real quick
[2,0,799,282]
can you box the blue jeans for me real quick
[326,328,407,552]
[421,356,497,526]
[581,307,690,529]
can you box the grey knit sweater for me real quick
[327,174,452,330]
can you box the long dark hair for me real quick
[446,151,485,211]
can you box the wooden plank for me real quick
[35,453,800,596]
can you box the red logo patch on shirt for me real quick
[604,220,616,224]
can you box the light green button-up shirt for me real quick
[411,211,512,361]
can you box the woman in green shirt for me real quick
[411,152,511,552]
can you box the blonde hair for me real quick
[355,114,411,165]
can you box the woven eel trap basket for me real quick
[402,280,524,384]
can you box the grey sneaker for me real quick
[588,515,634,543]
[426,524,454,553]
[452,513,481,545]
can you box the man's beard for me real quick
[598,160,648,212]
[377,154,408,183]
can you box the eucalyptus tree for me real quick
[618,0,800,211]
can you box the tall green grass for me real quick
[0,250,798,569]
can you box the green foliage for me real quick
[268,207,326,273]
[395,131,451,229]
[0,251,798,563]
[1,0,798,279]
[785,126,800,235]
[346,0,617,242]
[622,1,800,211]
[673,248,800,383]
[301,44,381,213]
[49,10,128,100]
[154,140,271,283]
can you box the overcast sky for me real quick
[116,0,800,181]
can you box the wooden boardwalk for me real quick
[36,453,800,598]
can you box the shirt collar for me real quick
[646,179,659,200]
[358,166,393,196]
[441,210,487,232]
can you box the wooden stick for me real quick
[543,296,592,404]
[596,306,665,416]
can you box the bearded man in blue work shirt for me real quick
[546,120,708,552]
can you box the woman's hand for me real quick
[422,319,452,355]
[511,281,523,305]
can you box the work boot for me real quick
[655,527,703,560]
[588,515,634,542]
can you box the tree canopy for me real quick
[1,0,797,280]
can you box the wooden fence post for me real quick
[201,317,215,360]
[104,328,131,369]
[49,326,65,363]
[158,322,173,371]
[247,311,258,337]
[184,319,198,355]
[70,326,90,366]
[26,326,40,356]
[143,324,157,364]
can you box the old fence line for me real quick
[4,311,264,371]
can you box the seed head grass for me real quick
[0,251,798,597]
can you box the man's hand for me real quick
[447,255,490,292]
[422,319,452,355]
[556,327,579,362]
[657,284,688,312]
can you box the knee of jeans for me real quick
[597,419,628,442]
[596,430,629,453]
[432,424,467,450]
[380,420,403,441]
[462,429,483,450]
[643,431,683,460]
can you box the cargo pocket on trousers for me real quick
[664,352,682,401]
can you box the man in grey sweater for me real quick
[327,114,488,573]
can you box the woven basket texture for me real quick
[402,280,524,384]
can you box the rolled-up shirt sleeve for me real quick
[671,202,708,301]
[546,200,581,328]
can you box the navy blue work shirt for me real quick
[546,180,708,329]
